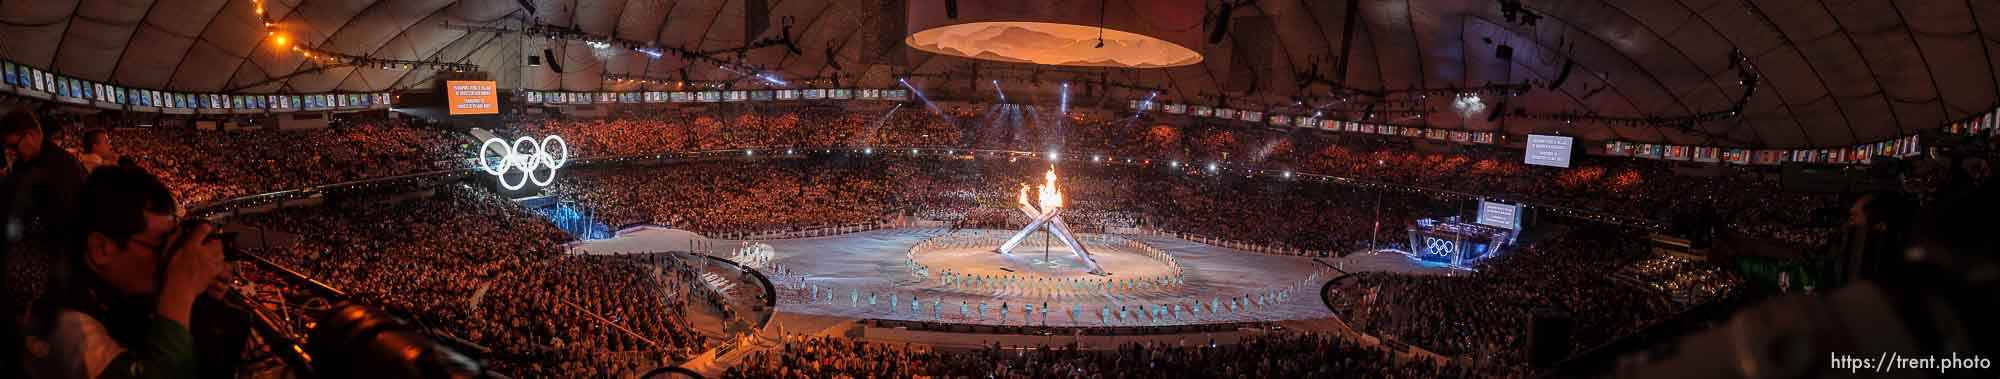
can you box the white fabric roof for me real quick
[3,0,1997,148]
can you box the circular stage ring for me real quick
[907,230,1187,300]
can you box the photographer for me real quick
[28,165,227,378]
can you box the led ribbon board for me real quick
[480,135,569,190]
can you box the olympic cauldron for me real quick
[995,167,1107,275]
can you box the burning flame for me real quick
[1017,167,1067,211]
[1037,166,1064,210]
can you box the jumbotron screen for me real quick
[1524,134,1575,168]
[1477,201,1520,230]
[445,80,499,115]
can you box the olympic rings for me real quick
[1425,237,1456,256]
[479,135,569,190]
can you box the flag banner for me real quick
[1693,147,1720,162]
[1723,149,1749,164]
[1604,141,1630,156]
[1664,146,1690,161]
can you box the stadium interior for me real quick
[1,0,1996,378]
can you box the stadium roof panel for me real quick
[2,0,1996,148]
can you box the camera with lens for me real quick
[160,219,249,262]
[164,220,501,378]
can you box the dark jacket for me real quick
[3,140,87,236]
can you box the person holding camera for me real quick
[26,165,228,379]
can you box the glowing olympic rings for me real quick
[479,135,569,190]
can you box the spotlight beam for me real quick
[993,79,1007,104]
[1118,91,1161,129]
[900,78,948,119]
[1060,82,1070,115]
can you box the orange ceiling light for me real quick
[905,0,1205,69]
[906,22,1201,68]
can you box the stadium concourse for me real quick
[6,0,2000,378]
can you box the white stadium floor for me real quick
[568,227,1461,328]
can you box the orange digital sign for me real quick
[446,80,498,115]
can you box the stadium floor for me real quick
[570,227,1461,328]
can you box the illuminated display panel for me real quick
[445,80,500,115]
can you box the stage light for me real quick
[1048,152,1060,161]
[1453,93,1485,117]
[1056,81,1072,114]
[900,78,946,117]
[761,74,785,86]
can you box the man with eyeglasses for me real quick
[24,165,229,378]
[1,108,86,235]
[4,108,89,378]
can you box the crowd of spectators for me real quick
[49,113,461,206]
[502,104,959,157]
[500,105,1845,252]
[1328,225,1742,367]
[1614,254,1745,303]
[723,332,1511,379]
[556,155,1438,256]
[5,99,1894,377]
[553,159,900,234]
[23,103,1846,253]
[478,253,709,377]
[232,186,707,377]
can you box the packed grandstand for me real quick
[4,103,1929,378]
[5,1,1998,378]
